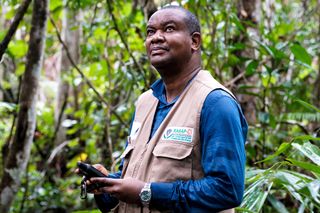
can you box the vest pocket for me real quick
[151,141,193,182]
[120,144,135,177]
[120,144,134,159]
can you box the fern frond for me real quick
[286,112,320,122]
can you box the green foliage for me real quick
[239,134,320,212]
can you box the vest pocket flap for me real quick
[120,144,134,158]
[153,142,193,160]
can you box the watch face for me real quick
[141,190,151,201]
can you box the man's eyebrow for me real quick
[160,20,177,26]
[147,20,178,28]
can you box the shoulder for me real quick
[204,89,238,107]
[200,89,248,138]
[135,89,154,106]
[201,89,243,122]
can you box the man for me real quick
[89,5,247,213]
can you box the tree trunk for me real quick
[132,0,157,20]
[0,0,48,212]
[233,0,261,125]
[52,5,81,176]
[54,6,81,147]
[314,0,320,108]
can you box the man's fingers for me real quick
[92,164,109,176]
[88,178,120,195]
[90,177,118,185]
[75,168,82,176]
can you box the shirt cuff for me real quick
[151,182,175,210]
[94,193,119,212]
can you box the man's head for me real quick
[145,6,201,71]
[159,6,201,35]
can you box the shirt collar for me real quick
[150,79,173,105]
[150,71,200,105]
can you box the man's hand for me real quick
[75,163,110,195]
[75,163,109,176]
[90,177,145,204]
[91,164,109,176]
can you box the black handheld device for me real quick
[78,161,111,198]
[77,162,107,178]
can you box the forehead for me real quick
[147,9,187,27]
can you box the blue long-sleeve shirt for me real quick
[95,79,248,212]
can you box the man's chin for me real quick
[150,58,171,69]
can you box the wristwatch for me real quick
[139,183,152,206]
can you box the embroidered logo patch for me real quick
[162,127,194,143]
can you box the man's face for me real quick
[145,9,193,69]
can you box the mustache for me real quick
[150,46,169,51]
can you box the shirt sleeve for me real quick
[151,89,248,212]
[93,162,123,212]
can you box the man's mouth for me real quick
[150,46,169,55]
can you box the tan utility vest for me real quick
[115,71,235,213]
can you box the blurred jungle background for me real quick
[0,0,319,212]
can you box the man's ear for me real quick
[191,32,201,51]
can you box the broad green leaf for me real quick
[235,207,255,213]
[0,102,16,111]
[298,67,313,79]
[228,42,246,52]
[245,60,259,77]
[50,0,62,10]
[294,99,320,112]
[290,43,312,65]
[16,64,25,76]
[286,112,320,122]
[267,194,290,213]
[4,7,15,20]
[297,179,320,204]
[295,60,315,71]
[245,169,265,180]
[256,142,290,163]
[0,31,5,41]
[269,46,287,60]
[230,14,245,32]
[261,73,270,87]
[274,170,307,205]
[241,178,273,212]
[292,142,320,166]
[246,170,269,184]
[293,135,320,142]
[282,170,315,182]
[286,158,320,175]
[253,39,275,58]
[8,40,28,58]
[274,170,305,188]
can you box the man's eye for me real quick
[147,30,155,36]
[166,26,174,32]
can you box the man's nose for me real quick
[151,30,165,43]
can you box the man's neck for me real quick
[161,65,201,103]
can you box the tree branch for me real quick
[225,71,245,88]
[51,90,68,145]
[0,0,32,62]
[105,0,147,87]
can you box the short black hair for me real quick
[158,5,201,34]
